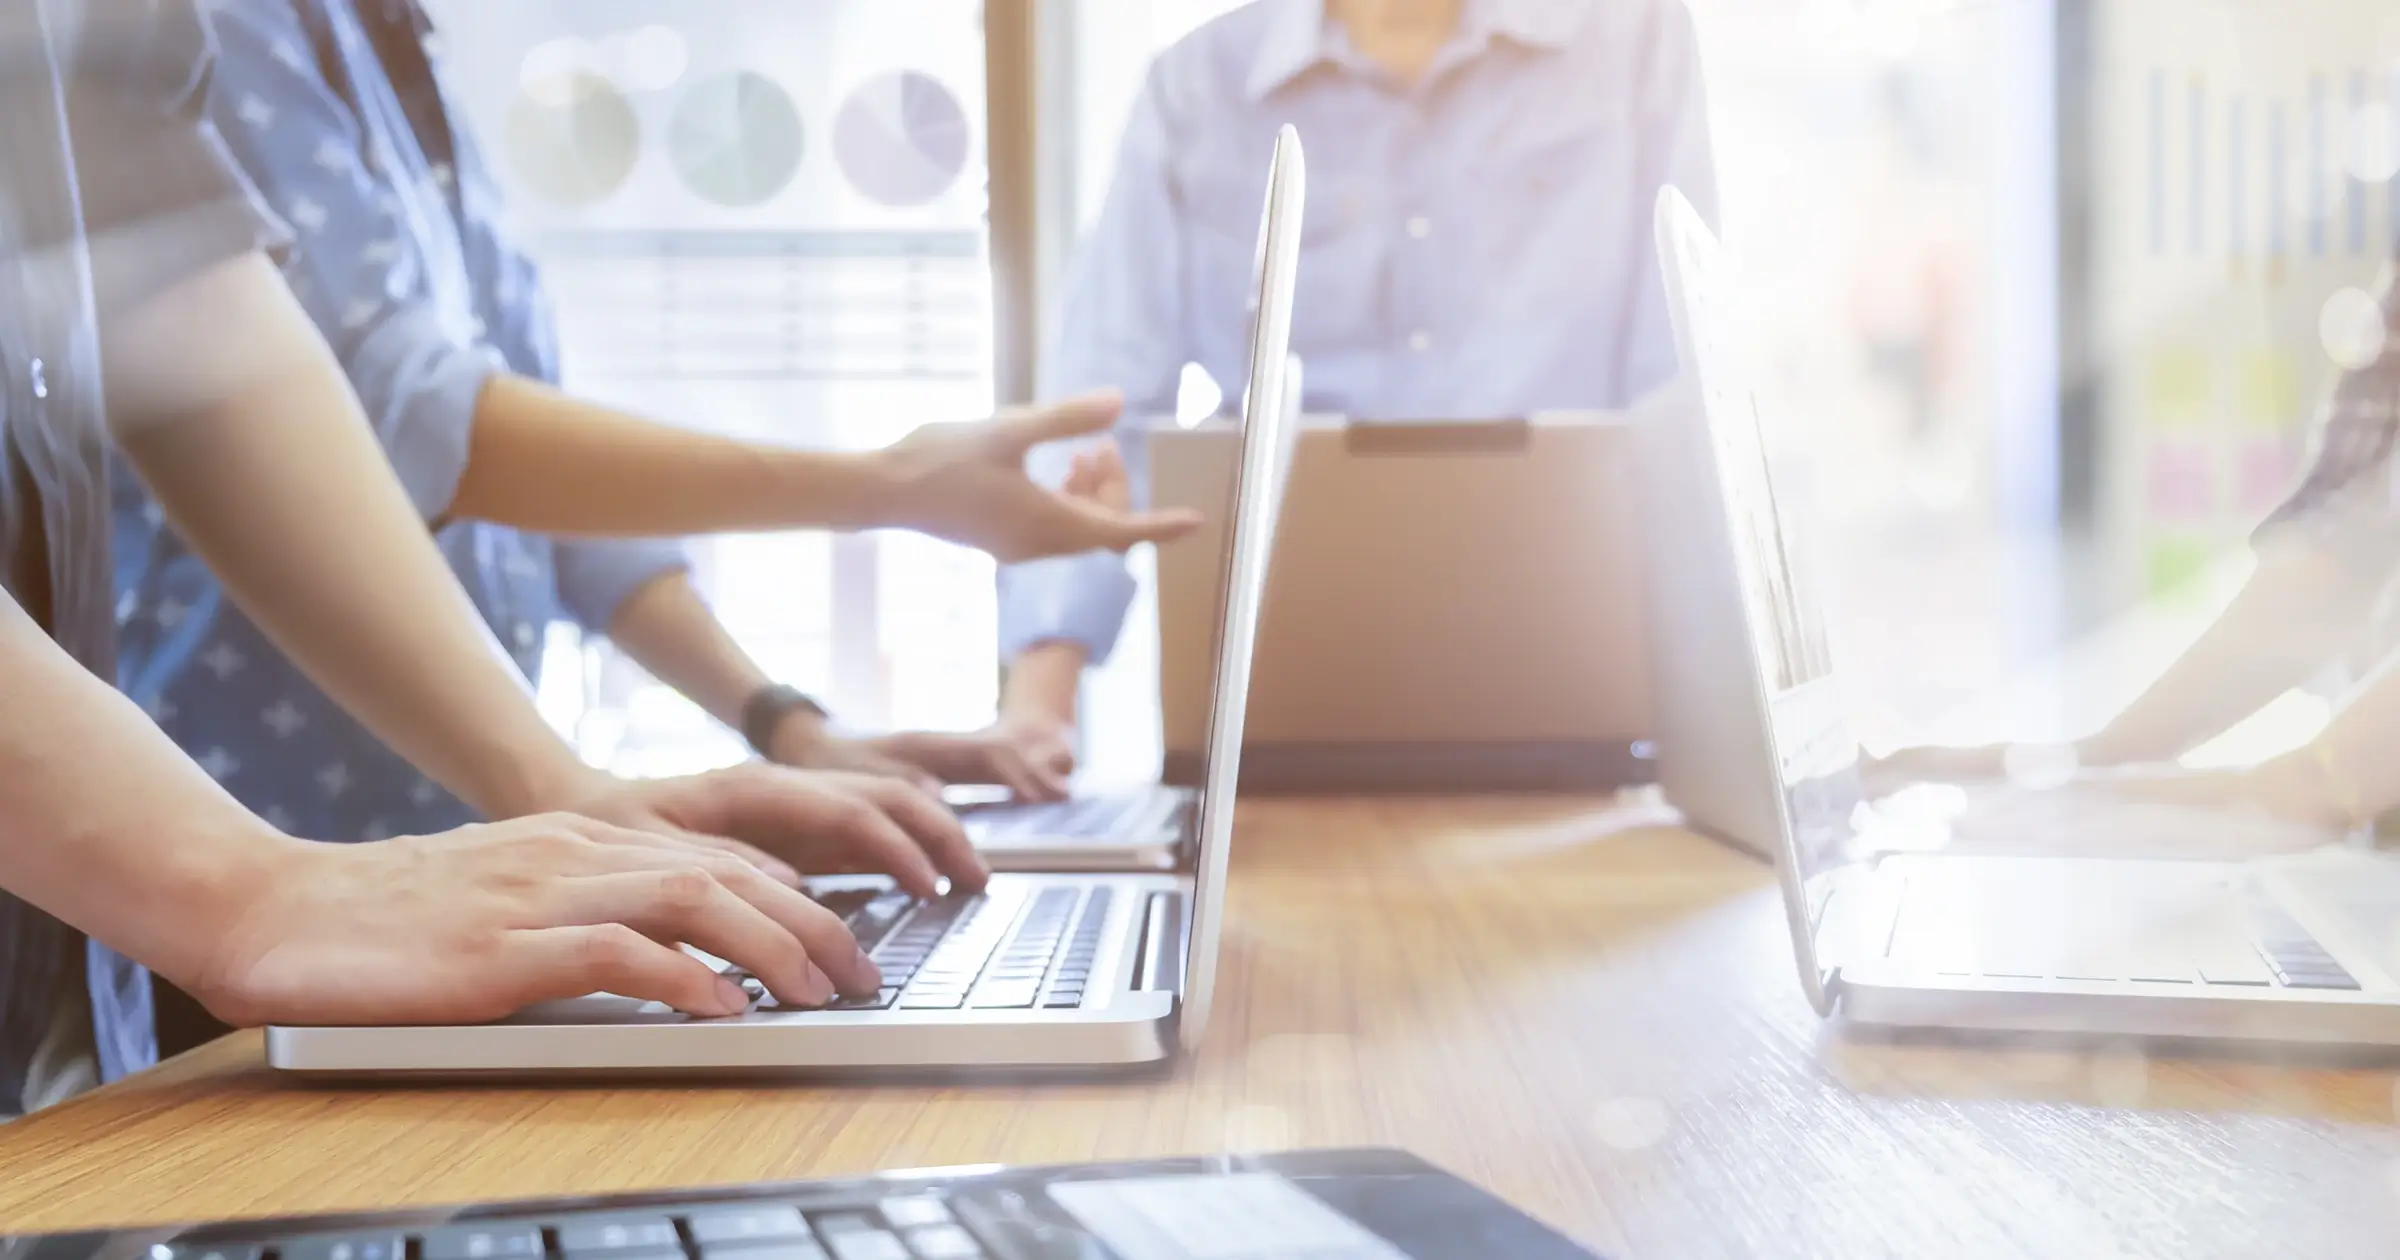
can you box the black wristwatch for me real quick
[739,683,830,758]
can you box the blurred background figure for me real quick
[993,0,1718,777]
[1850,72,1971,455]
[1878,252,2400,832]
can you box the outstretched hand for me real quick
[875,391,1201,563]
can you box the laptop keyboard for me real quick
[726,884,1116,1013]
[1885,864,2362,990]
[169,1192,991,1260]
[968,793,1148,840]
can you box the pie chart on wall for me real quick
[669,70,807,208]
[832,70,972,207]
[502,70,642,206]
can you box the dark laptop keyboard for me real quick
[172,1193,987,1260]
[2250,897,2362,990]
[66,1151,1606,1260]
[726,884,1116,1013]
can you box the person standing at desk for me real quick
[0,0,998,1117]
[992,0,1718,775]
[115,0,1104,869]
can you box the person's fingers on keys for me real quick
[560,866,839,1006]
[664,829,805,887]
[984,747,1049,803]
[1032,736,1076,780]
[712,763,951,898]
[502,923,751,1018]
[856,744,945,797]
[1020,750,1074,802]
[849,772,987,893]
[559,790,808,887]
[570,811,805,888]
[981,741,1067,803]
[564,825,879,997]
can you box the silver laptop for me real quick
[264,126,1308,1076]
[1653,185,2400,1046]
[949,783,1189,873]
[959,136,1320,872]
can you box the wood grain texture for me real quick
[3,797,2398,1258]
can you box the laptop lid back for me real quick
[1178,125,1305,1052]
[1152,411,1653,793]
[1654,187,1873,1014]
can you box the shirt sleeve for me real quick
[54,0,291,320]
[2251,261,2400,576]
[995,65,1187,666]
[551,537,690,632]
[196,1,490,521]
[1615,0,1720,401]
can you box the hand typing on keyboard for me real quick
[558,762,990,900]
[725,883,1116,1015]
[189,813,883,1028]
[771,727,1074,806]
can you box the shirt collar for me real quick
[1243,0,1585,102]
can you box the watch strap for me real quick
[739,683,830,758]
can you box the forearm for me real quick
[994,545,1137,724]
[0,594,294,985]
[2079,544,2369,764]
[105,254,602,818]
[447,376,901,537]
[1002,643,1087,726]
[603,570,774,730]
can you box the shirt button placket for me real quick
[1392,115,1441,394]
[1403,215,1436,360]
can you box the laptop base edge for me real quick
[266,992,1182,1077]
[1837,975,2400,1048]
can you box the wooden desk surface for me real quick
[4,798,2399,1258]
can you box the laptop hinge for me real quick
[1170,794,1200,869]
[1135,891,1187,995]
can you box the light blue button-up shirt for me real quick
[998,0,1717,666]
[110,0,687,842]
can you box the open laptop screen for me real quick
[1657,189,1873,997]
[1176,125,1305,1051]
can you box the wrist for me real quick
[155,820,312,1003]
[776,446,904,531]
[483,744,615,820]
[765,707,836,765]
[741,682,832,760]
[1003,643,1086,728]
